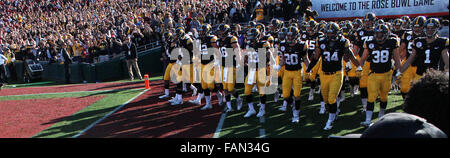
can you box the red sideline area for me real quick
[0,96,105,138]
[80,81,223,138]
[0,81,146,96]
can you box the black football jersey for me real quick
[199,35,218,65]
[354,28,375,57]
[164,41,177,63]
[245,41,271,69]
[364,37,400,73]
[412,37,449,75]
[401,31,423,66]
[283,41,308,71]
[317,35,351,73]
[301,32,324,59]
[179,35,194,64]
[219,35,239,67]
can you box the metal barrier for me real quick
[136,41,162,53]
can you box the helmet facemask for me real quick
[287,32,296,44]
[425,25,438,38]
[413,26,424,36]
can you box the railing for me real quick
[136,41,162,53]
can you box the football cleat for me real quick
[217,92,224,106]
[319,106,325,114]
[308,89,314,101]
[237,98,243,111]
[170,99,183,106]
[200,103,212,110]
[168,97,177,103]
[323,121,333,130]
[360,121,372,127]
[159,94,170,99]
[279,101,287,112]
[244,109,256,118]
[225,107,233,113]
[256,106,265,117]
[188,99,201,105]
[274,90,280,102]
[292,110,300,123]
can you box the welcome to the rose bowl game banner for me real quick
[312,0,449,20]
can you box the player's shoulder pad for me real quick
[209,35,218,43]
[445,37,449,47]
[230,35,238,44]
[341,36,350,47]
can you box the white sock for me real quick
[260,104,265,110]
[320,102,325,109]
[366,111,373,122]
[337,100,340,108]
[227,101,232,109]
[205,96,211,105]
[328,113,336,122]
[248,102,254,111]
[362,98,368,109]
[379,108,385,117]
[165,89,169,96]
[341,91,345,98]
[196,93,204,101]
[190,84,196,90]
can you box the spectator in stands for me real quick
[403,69,449,135]
[0,51,8,85]
[439,20,449,38]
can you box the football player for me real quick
[342,21,360,98]
[353,12,376,112]
[307,22,362,130]
[217,24,244,112]
[278,26,310,123]
[303,20,325,112]
[243,28,273,118]
[398,16,426,99]
[169,28,195,106]
[400,18,449,82]
[359,24,402,127]
[352,19,363,31]
[193,24,222,110]
[392,18,405,37]
[159,32,176,99]
[274,27,289,103]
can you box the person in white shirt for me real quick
[0,52,8,87]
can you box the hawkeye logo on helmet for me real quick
[320,44,326,49]
[407,35,412,40]
[369,43,374,49]
[416,42,423,48]
[359,31,364,36]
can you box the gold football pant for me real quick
[244,68,270,96]
[359,61,371,88]
[221,67,236,91]
[200,64,215,90]
[319,71,344,104]
[282,69,303,98]
[368,70,393,103]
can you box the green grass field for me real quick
[1,77,404,138]
[218,85,404,138]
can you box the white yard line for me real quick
[259,116,266,138]
[1,88,145,98]
[72,89,149,138]
[213,106,228,138]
